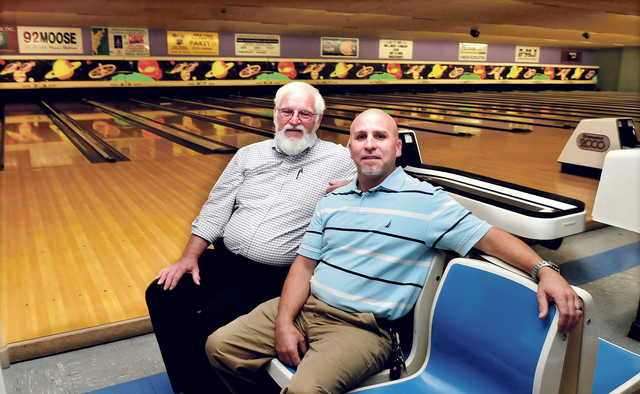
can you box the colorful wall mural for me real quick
[0,57,598,89]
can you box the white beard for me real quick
[274,124,318,156]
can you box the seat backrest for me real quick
[424,258,568,394]
[349,251,448,387]
[268,251,448,389]
[592,338,640,394]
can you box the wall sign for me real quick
[379,39,413,60]
[515,46,540,63]
[458,42,487,61]
[235,34,280,56]
[167,31,219,55]
[17,26,83,54]
[107,27,149,56]
[321,37,359,58]
[0,25,18,53]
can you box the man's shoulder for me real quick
[239,139,274,153]
[398,171,439,194]
[313,140,350,157]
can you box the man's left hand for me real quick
[326,180,350,194]
[536,267,583,332]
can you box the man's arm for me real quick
[156,235,209,290]
[275,254,318,366]
[155,150,247,290]
[325,179,350,193]
[474,227,582,332]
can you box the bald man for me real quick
[206,109,582,394]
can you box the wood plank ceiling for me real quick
[2,0,639,48]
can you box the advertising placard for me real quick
[379,39,413,60]
[321,37,359,58]
[458,42,487,61]
[108,27,149,56]
[0,25,18,53]
[17,26,83,54]
[91,27,109,55]
[515,46,540,63]
[167,31,219,55]
[235,34,280,56]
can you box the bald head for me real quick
[349,109,398,139]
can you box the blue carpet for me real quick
[561,242,640,286]
[88,373,174,394]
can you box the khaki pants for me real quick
[206,295,393,394]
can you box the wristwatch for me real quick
[530,260,560,282]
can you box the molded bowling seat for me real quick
[350,258,569,394]
[266,252,447,388]
[268,257,572,393]
[592,338,640,394]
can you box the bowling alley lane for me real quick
[403,92,640,120]
[368,93,591,122]
[461,91,640,113]
[326,96,565,130]
[231,95,527,133]
[202,96,475,137]
[48,101,205,162]
[121,97,350,146]
[95,99,270,149]
[390,96,588,124]
[338,94,578,127]
[3,103,91,170]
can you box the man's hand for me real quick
[275,320,307,367]
[326,180,350,194]
[536,267,583,332]
[156,256,200,291]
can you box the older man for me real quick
[206,109,582,394]
[145,82,356,394]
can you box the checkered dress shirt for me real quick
[192,139,357,266]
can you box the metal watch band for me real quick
[530,260,560,282]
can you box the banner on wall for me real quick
[458,42,487,61]
[0,26,18,53]
[168,31,219,55]
[515,46,540,63]
[17,26,83,54]
[0,58,598,88]
[379,39,413,60]
[235,34,280,56]
[107,27,149,56]
[321,37,359,58]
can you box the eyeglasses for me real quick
[277,108,317,122]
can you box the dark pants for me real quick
[145,242,290,394]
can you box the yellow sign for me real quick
[167,31,219,55]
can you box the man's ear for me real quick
[395,138,402,158]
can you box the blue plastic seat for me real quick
[267,252,447,388]
[350,258,569,394]
[592,338,640,394]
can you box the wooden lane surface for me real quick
[0,94,600,361]
[0,154,232,347]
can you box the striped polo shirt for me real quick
[298,167,491,320]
